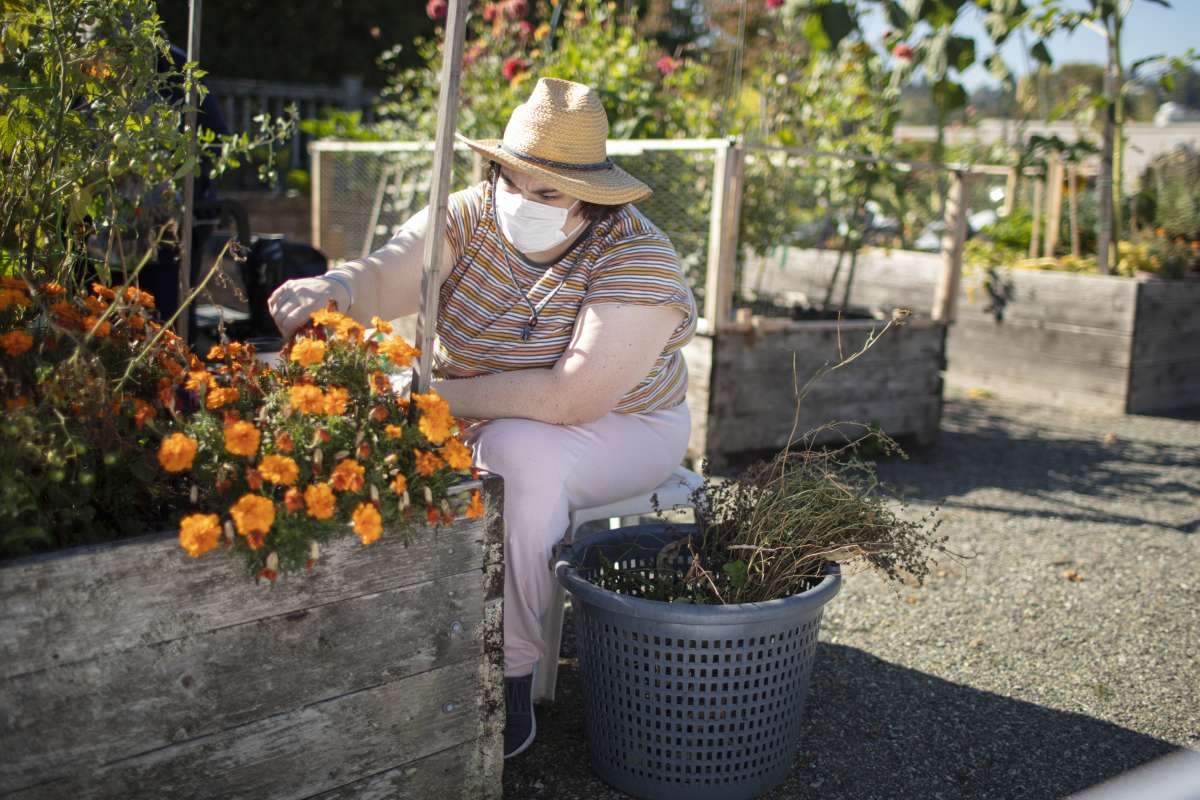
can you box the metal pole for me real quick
[177,0,202,342]
[414,0,469,395]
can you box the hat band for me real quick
[500,143,613,172]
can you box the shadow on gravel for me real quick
[505,636,1180,800]
[865,402,1200,535]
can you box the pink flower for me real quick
[766,0,785,8]
[502,56,528,82]
[892,43,914,62]
[656,55,680,76]
[425,0,447,20]
[463,43,485,67]
[516,19,534,40]
[505,0,528,19]
[482,3,499,22]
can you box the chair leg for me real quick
[533,581,567,703]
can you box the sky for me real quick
[858,1,1200,90]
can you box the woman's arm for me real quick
[431,302,684,426]
[324,206,456,325]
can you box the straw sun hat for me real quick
[457,77,652,205]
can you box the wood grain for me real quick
[0,476,501,681]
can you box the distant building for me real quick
[1154,102,1200,127]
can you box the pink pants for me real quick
[465,401,691,677]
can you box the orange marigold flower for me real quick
[0,289,32,312]
[133,398,157,429]
[284,487,305,512]
[186,370,215,392]
[440,437,472,471]
[179,513,221,557]
[5,395,29,411]
[123,285,155,308]
[82,315,111,337]
[369,371,391,395]
[378,336,420,368]
[224,420,261,457]
[334,317,364,343]
[157,378,176,411]
[352,502,383,545]
[370,404,390,423]
[310,307,347,328]
[161,356,184,377]
[275,430,295,453]
[49,299,82,327]
[206,344,226,360]
[128,313,145,332]
[414,449,444,477]
[290,338,327,367]
[205,387,240,409]
[39,281,66,296]
[414,391,454,445]
[289,384,326,414]
[384,423,404,439]
[465,489,485,519]
[0,276,29,291]
[245,467,264,491]
[390,473,407,494]
[84,295,108,314]
[371,315,394,334]
[259,454,300,486]
[158,432,198,473]
[230,493,275,545]
[330,458,365,492]
[304,482,336,519]
[323,386,350,416]
[356,442,371,460]
[1,330,33,357]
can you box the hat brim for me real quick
[456,133,652,205]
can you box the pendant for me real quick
[521,325,531,341]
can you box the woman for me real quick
[268,78,696,759]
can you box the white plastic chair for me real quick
[533,464,704,703]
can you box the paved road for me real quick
[503,387,1199,799]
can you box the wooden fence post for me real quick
[933,170,969,325]
[1068,165,1081,257]
[1029,176,1044,259]
[309,143,323,251]
[704,140,745,329]
[1001,166,1018,217]
[1043,153,1064,259]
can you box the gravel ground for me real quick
[503,385,1200,799]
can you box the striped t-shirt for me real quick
[434,180,696,414]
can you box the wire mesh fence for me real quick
[310,139,1027,326]
[310,140,722,308]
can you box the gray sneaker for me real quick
[503,673,537,759]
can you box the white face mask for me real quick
[494,179,584,253]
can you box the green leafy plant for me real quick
[0,277,194,556]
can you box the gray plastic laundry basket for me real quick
[555,523,841,800]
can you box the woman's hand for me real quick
[267,277,350,339]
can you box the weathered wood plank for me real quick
[300,738,499,800]
[700,323,946,459]
[944,368,1128,415]
[0,475,502,681]
[948,316,1133,370]
[8,660,486,800]
[683,335,714,465]
[708,394,943,455]
[0,569,487,793]
[746,247,1144,333]
[1127,358,1200,414]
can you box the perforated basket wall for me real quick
[556,524,840,800]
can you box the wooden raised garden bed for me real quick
[683,316,946,471]
[0,476,504,800]
[750,246,1200,415]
